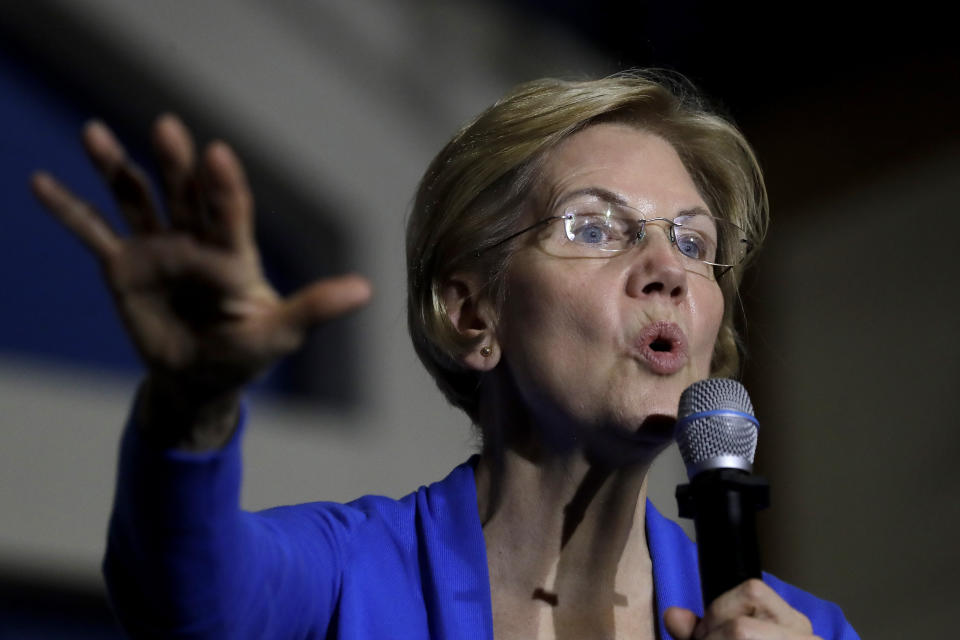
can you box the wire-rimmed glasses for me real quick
[481,196,751,279]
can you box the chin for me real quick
[580,414,677,467]
[618,377,694,418]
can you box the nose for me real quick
[623,223,688,300]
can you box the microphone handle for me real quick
[677,469,770,607]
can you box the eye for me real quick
[564,214,629,247]
[673,214,719,262]
[570,220,610,244]
[675,231,710,260]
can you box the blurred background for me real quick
[1,1,957,637]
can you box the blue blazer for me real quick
[104,412,859,639]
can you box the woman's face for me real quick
[495,124,724,437]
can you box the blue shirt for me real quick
[104,413,859,639]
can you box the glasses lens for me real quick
[714,218,749,268]
[537,211,633,257]
[676,215,749,266]
[673,214,718,264]
[540,204,748,272]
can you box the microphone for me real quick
[675,378,770,607]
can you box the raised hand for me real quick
[31,115,371,449]
[664,579,819,639]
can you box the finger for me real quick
[700,579,813,636]
[701,616,818,640]
[82,120,162,233]
[31,171,121,259]
[201,141,255,250]
[664,606,699,639]
[152,113,203,232]
[280,274,372,331]
[106,235,238,293]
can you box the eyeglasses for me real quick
[480,198,751,278]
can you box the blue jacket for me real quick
[104,413,859,639]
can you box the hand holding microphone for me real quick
[664,379,817,639]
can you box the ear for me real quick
[441,272,500,371]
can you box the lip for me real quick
[633,321,689,375]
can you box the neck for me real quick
[472,369,671,637]
[476,441,659,638]
[476,443,654,596]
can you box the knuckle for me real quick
[725,616,756,640]
[101,254,123,282]
[740,578,766,600]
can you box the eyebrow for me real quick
[551,186,630,210]
[550,186,713,218]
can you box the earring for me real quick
[480,346,492,357]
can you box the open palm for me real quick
[32,115,370,445]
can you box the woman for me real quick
[32,72,858,639]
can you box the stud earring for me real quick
[480,346,492,357]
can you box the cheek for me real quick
[498,262,615,376]
[497,269,626,427]
[503,270,597,349]
[689,282,725,374]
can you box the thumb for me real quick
[283,274,372,330]
[663,606,699,640]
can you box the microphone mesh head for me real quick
[676,378,757,472]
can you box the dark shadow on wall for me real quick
[0,573,124,639]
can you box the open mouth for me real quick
[649,338,673,352]
[636,322,688,374]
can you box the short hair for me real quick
[406,71,768,423]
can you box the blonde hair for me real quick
[406,71,768,422]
